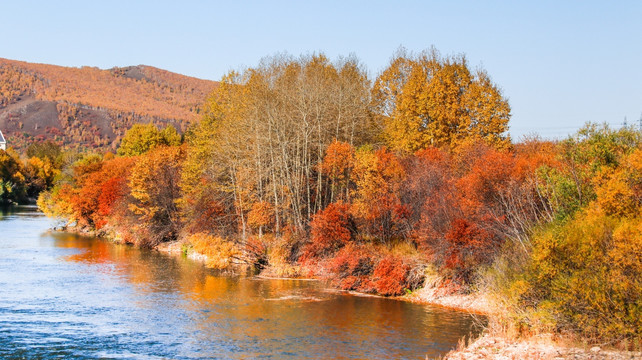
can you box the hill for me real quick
[0,58,217,151]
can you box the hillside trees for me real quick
[0,58,214,122]
[0,58,215,152]
[372,48,510,153]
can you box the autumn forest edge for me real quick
[1,49,641,347]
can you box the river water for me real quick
[0,206,482,359]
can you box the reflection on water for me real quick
[0,206,484,359]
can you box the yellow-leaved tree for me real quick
[372,48,511,152]
[128,145,186,246]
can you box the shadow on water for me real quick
[0,210,485,359]
[0,204,41,219]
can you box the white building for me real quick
[0,130,5,151]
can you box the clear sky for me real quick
[1,0,640,139]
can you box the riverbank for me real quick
[170,236,642,360]
[53,225,640,360]
[58,225,493,312]
[443,332,642,360]
[6,207,476,359]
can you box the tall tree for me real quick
[182,54,373,236]
[372,48,511,152]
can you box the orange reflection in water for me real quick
[53,231,482,359]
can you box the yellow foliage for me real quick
[595,171,637,217]
[372,48,510,153]
[266,237,301,277]
[519,207,642,341]
[594,149,642,217]
[187,232,242,270]
[27,156,60,188]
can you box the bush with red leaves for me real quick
[303,201,353,258]
[326,243,374,292]
[373,255,410,296]
[443,218,495,283]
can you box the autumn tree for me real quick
[537,123,641,220]
[351,146,408,243]
[26,141,62,166]
[182,54,373,238]
[0,149,27,203]
[129,145,186,246]
[319,140,355,203]
[117,123,182,156]
[372,48,510,152]
[304,201,353,258]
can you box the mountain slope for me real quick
[0,58,217,151]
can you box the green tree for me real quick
[26,141,63,167]
[0,148,27,203]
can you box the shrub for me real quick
[517,208,642,342]
[187,232,242,270]
[373,255,410,296]
[326,243,375,292]
[303,201,353,258]
[443,218,495,283]
[265,235,301,277]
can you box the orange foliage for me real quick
[351,147,408,243]
[303,201,353,258]
[443,218,494,282]
[403,141,558,283]
[320,140,355,180]
[326,243,375,292]
[97,176,128,217]
[128,145,186,245]
[373,255,410,296]
[247,201,275,231]
[320,140,355,202]
[456,145,515,217]
[51,156,134,228]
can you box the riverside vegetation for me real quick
[2,48,636,354]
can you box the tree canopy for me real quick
[117,123,181,156]
[372,48,511,152]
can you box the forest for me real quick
[5,48,638,347]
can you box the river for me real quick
[0,205,482,359]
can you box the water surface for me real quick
[0,206,482,359]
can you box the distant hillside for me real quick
[0,58,217,151]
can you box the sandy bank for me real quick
[443,332,642,360]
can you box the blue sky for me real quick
[1,0,640,139]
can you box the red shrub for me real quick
[98,176,127,217]
[373,255,410,296]
[303,201,352,258]
[443,218,495,282]
[326,243,375,292]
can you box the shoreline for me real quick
[154,238,642,360]
[443,332,642,360]
[56,224,494,315]
[52,225,641,359]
